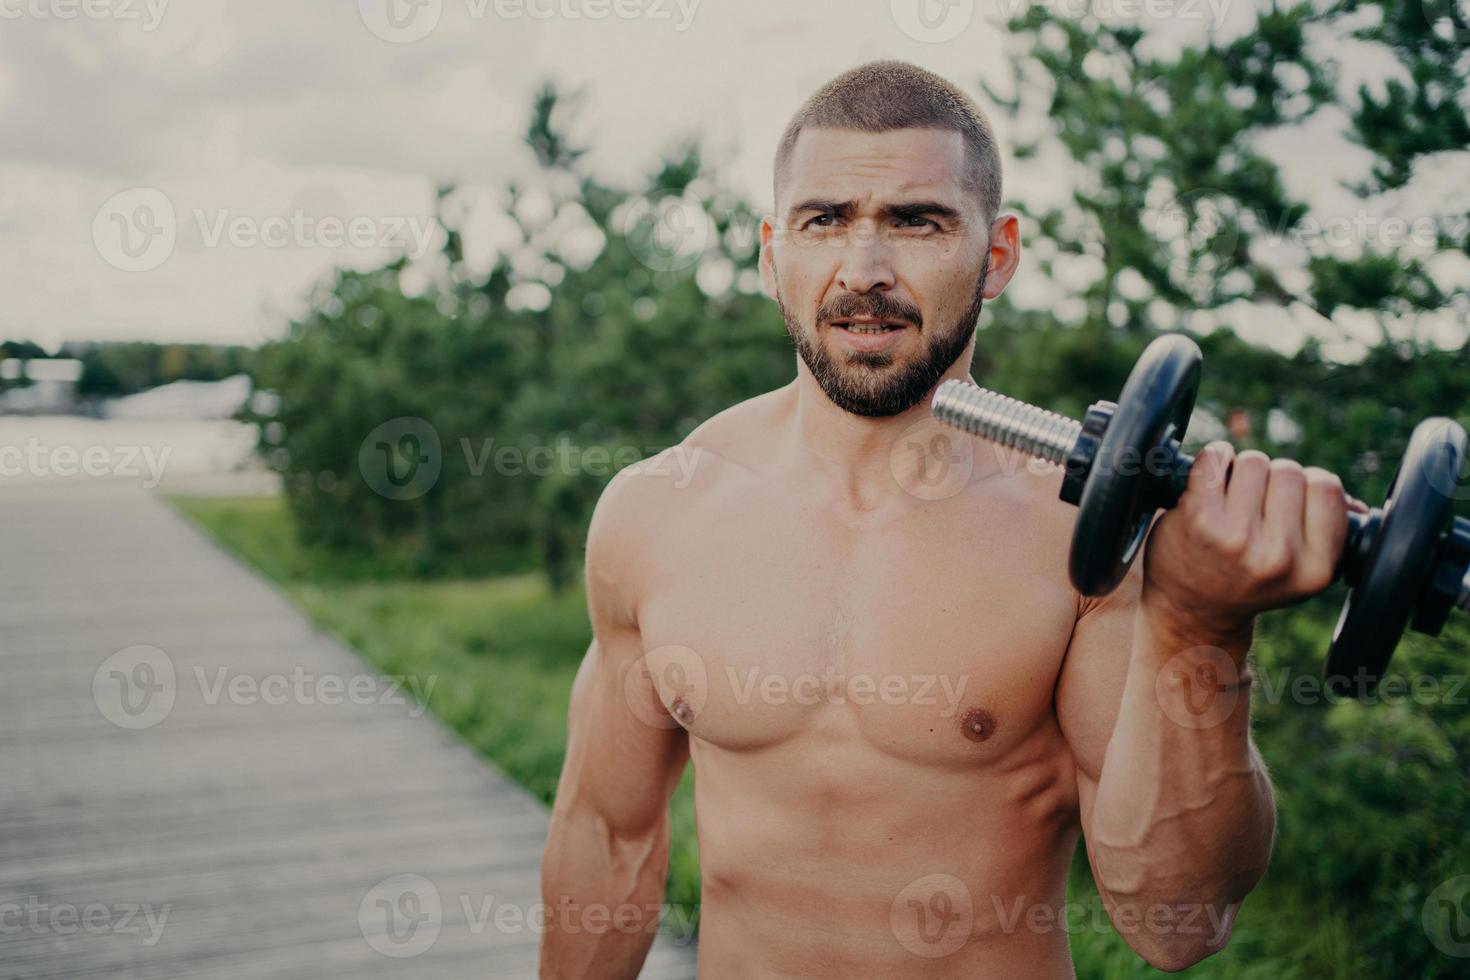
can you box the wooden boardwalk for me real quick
[0,484,696,979]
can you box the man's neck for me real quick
[777,358,982,515]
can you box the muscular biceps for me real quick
[558,625,690,840]
[1054,561,1141,841]
[540,472,690,979]
[569,468,689,827]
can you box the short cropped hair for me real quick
[773,60,1003,226]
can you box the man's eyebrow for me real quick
[784,198,964,222]
[786,198,855,220]
[885,201,963,222]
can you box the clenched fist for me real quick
[1141,442,1369,642]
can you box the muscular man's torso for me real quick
[629,384,1102,979]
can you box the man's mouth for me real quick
[829,317,910,334]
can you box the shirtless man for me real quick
[540,61,1354,978]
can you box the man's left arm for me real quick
[1056,443,1358,972]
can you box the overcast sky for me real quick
[1,0,1466,358]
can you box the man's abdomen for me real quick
[688,732,1082,979]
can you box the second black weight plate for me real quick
[1325,417,1466,697]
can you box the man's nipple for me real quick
[959,707,997,743]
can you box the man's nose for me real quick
[835,220,896,295]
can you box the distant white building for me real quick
[102,374,253,420]
[0,358,84,415]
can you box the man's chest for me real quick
[634,490,1079,767]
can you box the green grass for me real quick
[171,495,1438,978]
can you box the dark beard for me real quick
[777,259,989,418]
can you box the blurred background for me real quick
[2,0,1469,977]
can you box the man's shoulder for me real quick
[605,386,784,499]
[587,386,787,563]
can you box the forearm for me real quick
[539,799,671,979]
[1086,603,1275,965]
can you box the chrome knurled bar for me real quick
[931,379,1083,466]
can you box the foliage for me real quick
[240,2,1470,974]
[252,88,790,586]
[64,341,254,397]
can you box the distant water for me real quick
[0,416,274,495]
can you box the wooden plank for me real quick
[0,487,696,978]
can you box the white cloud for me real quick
[1,0,1460,361]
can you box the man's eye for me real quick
[898,215,937,229]
[805,214,835,229]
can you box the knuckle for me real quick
[1211,525,1250,555]
[1252,546,1293,580]
[1296,561,1335,593]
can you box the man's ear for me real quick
[982,211,1021,301]
[759,215,778,300]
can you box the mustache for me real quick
[817,293,923,328]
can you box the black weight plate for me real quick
[1069,334,1202,596]
[1325,417,1466,697]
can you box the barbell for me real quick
[930,333,1470,697]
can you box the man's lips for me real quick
[826,316,913,351]
[824,315,915,331]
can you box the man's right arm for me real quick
[540,469,690,979]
